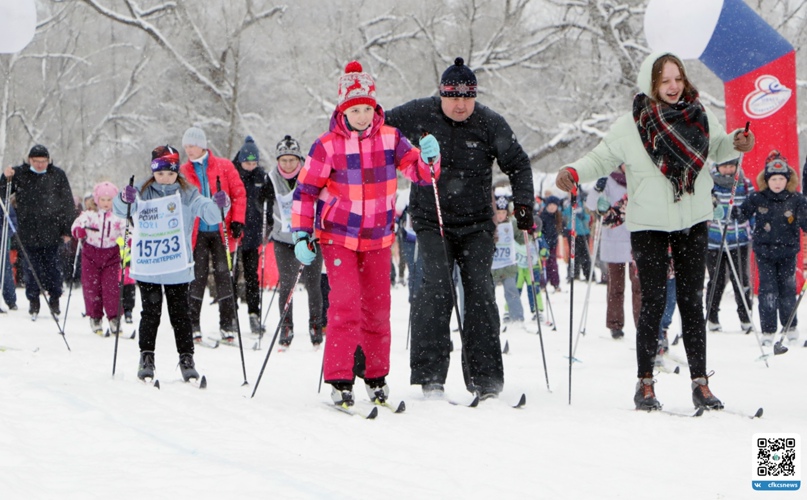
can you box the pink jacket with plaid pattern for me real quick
[292,106,439,252]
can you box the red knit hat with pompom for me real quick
[337,61,377,112]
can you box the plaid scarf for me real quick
[633,93,710,202]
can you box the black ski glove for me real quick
[230,221,244,239]
[514,204,535,233]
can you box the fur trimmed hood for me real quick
[756,165,799,193]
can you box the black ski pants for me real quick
[631,222,708,379]
[137,281,194,355]
[756,255,797,333]
[706,246,751,324]
[188,231,236,331]
[235,247,261,315]
[410,224,503,393]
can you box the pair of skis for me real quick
[141,375,208,390]
[327,399,406,419]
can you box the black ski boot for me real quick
[279,324,294,349]
[692,373,723,410]
[330,381,354,407]
[310,323,323,347]
[611,329,625,339]
[248,313,264,337]
[178,352,199,382]
[365,377,389,404]
[137,351,156,380]
[48,294,60,316]
[634,375,661,411]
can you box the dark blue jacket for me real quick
[736,185,807,260]
[233,159,272,251]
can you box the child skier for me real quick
[114,145,230,382]
[734,151,807,346]
[291,61,440,407]
[71,182,126,335]
[266,134,324,349]
[492,187,525,328]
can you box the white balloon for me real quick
[0,0,37,54]
[644,0,723,59]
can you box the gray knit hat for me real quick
[275,135,305,161]
[182,125,207,149]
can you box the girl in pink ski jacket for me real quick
[71,181,126,335]
[291,61,441,407]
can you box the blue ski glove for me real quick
[419,134,440,164]
[293,231,317,265]
[597,196,610,214]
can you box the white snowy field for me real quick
[0,267,805,500]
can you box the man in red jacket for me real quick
[180,126,247,342]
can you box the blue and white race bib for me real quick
[130,192,192,276]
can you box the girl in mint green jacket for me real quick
[555,52,755,413]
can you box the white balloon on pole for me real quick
[644,0,724,59]
[0,0,37,54]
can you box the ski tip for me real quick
[153,380,160,390]
[514,393,526,408]
[199,375,207,389]
[502,340,509,354]
[395,401,406,413]
[753,407,764,419]
[803,340,807,348]
[129,331,136,340]
[673,366,680,374]
[694,406,704,417]
[468,395,480,408]
[366,406,379,419]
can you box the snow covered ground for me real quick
[0,267,804,500]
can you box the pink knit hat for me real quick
[93,181,119,205]
[337,61,377,112]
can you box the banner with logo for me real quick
[130,193,192,276]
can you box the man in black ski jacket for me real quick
[385,57,534,399]
[1,144,77,317]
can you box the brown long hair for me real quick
[141,173,192,191]
[650,54,698,102]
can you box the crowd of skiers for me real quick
[1,51,806,413]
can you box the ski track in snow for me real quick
[0,272,805,499]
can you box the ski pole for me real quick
[773,279,807,355]
[524,230,550,392]
[216,176,248,386]
[252,262,306,398]
[567,187,578,405]
[541,259,557,330]
[112,176,135,376]
[0,181,11,313]
[572,216,603,360]
[705,121,750,321]
[61,238,84,333]
[718,223,769,367]
[423,141,473,392]
[258,199,269,335]
[0,194,71,350]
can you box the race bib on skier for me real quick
[130,192,191,276]
[515,240,539,269]
[492,223,517,270]
[277,190,294,234]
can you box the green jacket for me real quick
[567,108,739,233]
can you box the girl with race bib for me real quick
[114,145,230,383]
[267,134,324,350]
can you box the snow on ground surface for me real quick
[0,267,804,500]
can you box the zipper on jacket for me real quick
[358,130,366,248]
